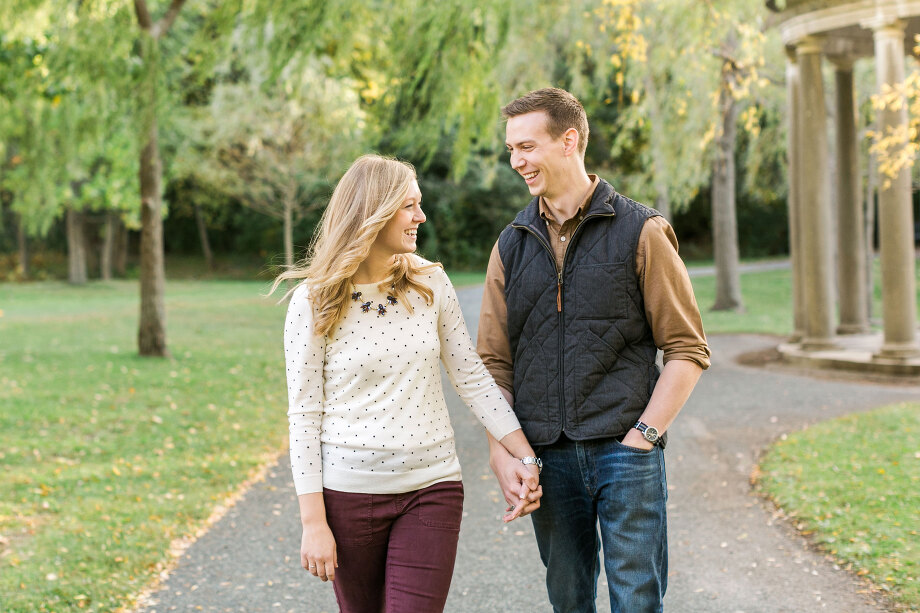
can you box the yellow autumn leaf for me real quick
[112,466,121,476]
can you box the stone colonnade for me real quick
[784,11,919,362]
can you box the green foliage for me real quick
[3,0,800,277]
[176,53,365,221]
[380,0,511,178]
[579,0,787,213]
[0,34,62,235]
[1,2,144,236]
[417,158,525,269]
[756,403,920,608]
[0,280,288,612]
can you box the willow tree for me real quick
[369,0,516,179]
[586,0,783,312]
[0,34,59,278]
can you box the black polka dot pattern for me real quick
[283,262,521,495]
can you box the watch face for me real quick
[643,426,659,442]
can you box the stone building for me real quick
[767,0,920,373]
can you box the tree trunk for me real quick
[133,0,188,357]
[194,201,215,271]
[66,207,89,285]
[114,216,128,277]
[711,85,743,312]
[283,195,294,268]
[101,212,115,281]
[138,116,169,357]
[16,218,29,279]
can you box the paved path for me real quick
[136,285,919,613]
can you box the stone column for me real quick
[796,37,836,350]
[830,56,869,334]
[871,21,919,359]
[786,48,807,341]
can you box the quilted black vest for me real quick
[498,179,661,446]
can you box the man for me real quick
[478,87,711,612]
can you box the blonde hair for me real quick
[270,154,441,336]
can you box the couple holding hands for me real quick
[275,88,710,613]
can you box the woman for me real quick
[273,154,541,612]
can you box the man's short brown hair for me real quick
[501,87,589,155]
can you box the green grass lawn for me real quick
[690,268,794,336]
[756,403,920,608]
[0,280,289,612]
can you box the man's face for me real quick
[505,111,566,199]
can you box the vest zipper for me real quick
[556,210,616,435]
[512,208,615,438]
[556,273,563,312]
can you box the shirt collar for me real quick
[538,174,600,223]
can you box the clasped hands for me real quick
[492,449,543,523]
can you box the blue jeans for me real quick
[530,436,668,613]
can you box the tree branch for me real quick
[133,0,153,31]
[151,0,188,39]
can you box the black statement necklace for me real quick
[352,283,398,317]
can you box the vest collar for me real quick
[512,178,618,229]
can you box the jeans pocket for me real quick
[323,489,373,546]
[418,481,464,530]
[613,439,656,455]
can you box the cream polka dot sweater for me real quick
[284,262,522,496]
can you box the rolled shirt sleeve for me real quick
[477,241,515,394]
[637,216,711,369]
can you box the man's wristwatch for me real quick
[521,456,543,474]
[633,421,661,445]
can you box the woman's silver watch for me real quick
[521,456,543,474]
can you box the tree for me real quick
[587,0,782,311]
[179,58,365,267]
[0,33,64,255]
[131,0,190,356]
[2,2,142,286]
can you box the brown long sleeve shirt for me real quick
[478,176,711,394]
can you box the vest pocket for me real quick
[573,262,628,319]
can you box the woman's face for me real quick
[373,180,426,256]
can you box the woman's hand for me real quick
[301,520,337,581]
[501,460,542,522]
[489,445,542,523]
[490,429,543,522]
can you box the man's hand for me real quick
[620,428,655,451]
[489,444,542,522]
